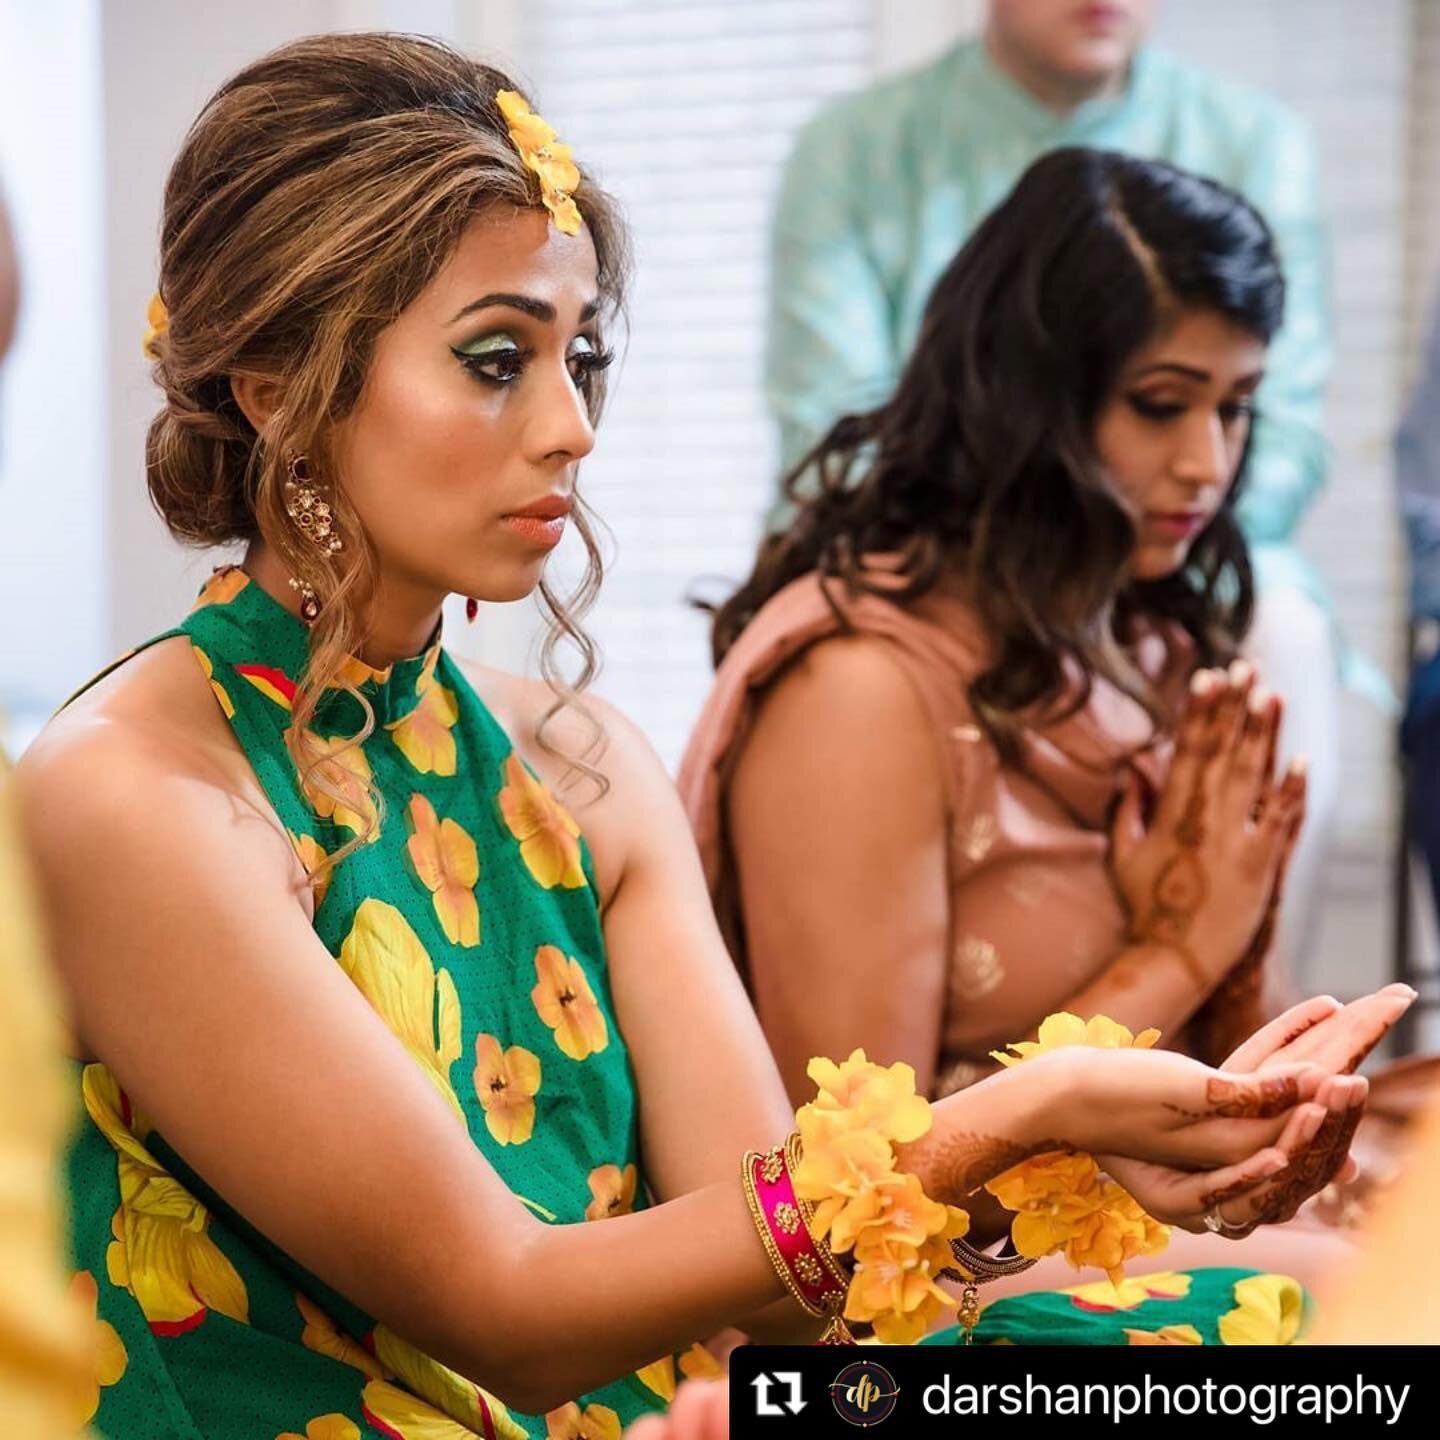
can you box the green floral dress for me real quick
[65,569,700,1440]
[929,1268,1311,1348]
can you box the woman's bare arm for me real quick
[725,637,951,1101]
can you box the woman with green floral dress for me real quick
[14,31,1402,1440]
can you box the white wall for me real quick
[0,0,107,747]
[100,0,338,657]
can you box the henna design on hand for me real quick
[1189,800,1292,1065]
[1203,1073,1299,1119]
[1198,1175,1259,1210]
[1275,1010,1330,1054]
[1341,1045,1372,1077]
[903,1131,1068,1201]
[1204,1103,1364,1239]
[1126,729,1214,978]
[1248,1106,1362,1228]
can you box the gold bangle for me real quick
[942,1236,1037,1343]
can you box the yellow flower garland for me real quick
[987,1013,1170,1285]
[789,1050,970,1344]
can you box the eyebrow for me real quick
[1132,361,1213,382]
[449,292,600,325]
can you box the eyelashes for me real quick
[453,342,614,394]
[1126,394,1256,424]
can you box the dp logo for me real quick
[829,1360,900,1427]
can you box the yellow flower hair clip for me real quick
[142,292,168,360]
[496,89,583,236]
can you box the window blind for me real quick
[520,0,875,770]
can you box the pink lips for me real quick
[1145,510,1209,543]
[501,494,572,548]
[1077,2,1128,33]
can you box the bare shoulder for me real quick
[730,631,946,845]
[20,636,242,796]
[13,637,302,920]
[751,631,934,754]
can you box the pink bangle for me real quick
[742,1138,855,1343]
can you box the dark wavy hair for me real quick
[712,147,1286,754]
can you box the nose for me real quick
[1170,409,1229,493]
[524,358,596,468]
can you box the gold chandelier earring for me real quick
[283,452,342,624]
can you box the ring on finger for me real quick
[1202,1203,1250,1235]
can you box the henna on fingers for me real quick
[1274,1009,1329,1054]
[1198,1175,1260,1211]
[1249,1106,1362,1227]
[1203,1073,1300,1119]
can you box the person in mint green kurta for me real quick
[764,0,1358,979]
[18,31,1402,1440]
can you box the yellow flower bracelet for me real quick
[742,1050,970,1346]
[986,1013,1171,1285]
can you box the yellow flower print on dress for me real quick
[679,1343,724,1382]
[498,754,587,890]
[531,945,609,1060]
[584,1162,637,1221]
[635,1356,676,1402]
[288,831,333,909]
[335,653,392,690]
[83,1065,249,1335]
[277,1415,361,1440]
[368,1327,526,1438]
[298,732,378,839]
[1065,1270,1191,1313]
[544,1400,622,1440]
[295,1292,386,1380]
[361,1373,527,1440]
[473,1034,541,1145]
[71,1269,127,1425]
[1125,1324,1203,1346]
[406,795,480,947]
[191,566,250,611]
[105,1206,126,1288]
[338,900,464,1119]
[1218,1273,1305,1346]
[387,654,460,777]
[191,645,235,718]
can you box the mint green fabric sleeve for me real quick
[1232,105,1332,550]
[764,109,899,477]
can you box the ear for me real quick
[229,373,286,437]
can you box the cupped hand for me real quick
[1101,1071,1367,1233]
[1221,985,1416,1077]
[1055,1043,1328,1172]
